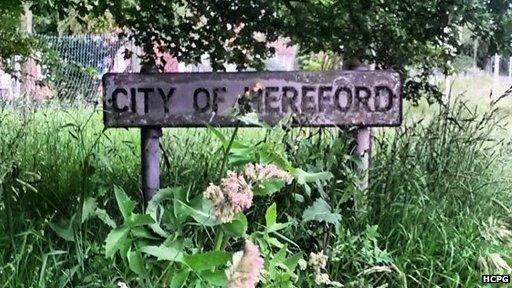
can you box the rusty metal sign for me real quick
[102,71,402,127]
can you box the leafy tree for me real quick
[34,8,115,36]
[3,0,512,101]
[280,0,512,102]
[0,1,38,73]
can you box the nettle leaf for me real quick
[169,268,190,288]
[49,217,75,242]
[130,226,160,240]
[175,197,222,226]
[129,214,155,227]
[81,197,97,223]
[284,252,304,271]
[222,213,248,237]
[274,245,287,262]
[265,203,277,227]
[141,244,184,262]
[228,142,254,166]
[105,225,130,258]
[253,180,286,196]
[183,251,232,272]
[292,168,333,184]
[119,237,132,263]
[263,203,291,234]
[127,248,146,277]
[291,168,333,196]
[302,198,341,225]
[200,270,228,286]
[114,186,136,222]
[94,208,116,228]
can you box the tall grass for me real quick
[368,99,512,287]
[0,97,510,287]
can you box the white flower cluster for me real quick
[308,250,343,287]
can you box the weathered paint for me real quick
[102,71,402,127]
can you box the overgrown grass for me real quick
[0,94,511,287]
[369,99,512,287]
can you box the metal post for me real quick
[140,63,161,206]
[141,127,162,206]
[342,59,373,198]
[356,126,371,192]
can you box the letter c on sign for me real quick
[112,88,129,112]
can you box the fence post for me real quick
[21,3,35,102]
[492,54,501,101]
[508,57,511,78]
[473,39,478,70]
[494,54,500,79]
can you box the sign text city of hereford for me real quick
[102,71,402,127]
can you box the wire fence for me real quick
[0,34,125,104]
[41,34,124,102]
[0,34,300,105]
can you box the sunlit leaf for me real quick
[127,248,146,277]
[265,203,277,227]
[114,185,136,222]
[105,225,130,258]
[222,213,248,237]
[302,198,341,225]
[200,270,228,286]
[183,251,232,271]
[141,244,184,262]
[169,267,190,288]
[81,197,97,223]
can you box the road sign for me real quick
[102,71,402,127]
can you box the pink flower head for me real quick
[244,163,293,184]
[227,240,264,288]
[203,171,253,223]
[221,172,252,212]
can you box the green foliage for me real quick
[298,51,343,71]
[368,98,512,286]
[452,54,476,73]
[34,6,115,35]
[302,198,341,226]
[0,2,38,72]
[0,0,505,102]
[329,225,394,287]
[0,97,511,287]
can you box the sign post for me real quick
[102,70,402,204]
[343,62,374,195]
[141,127,162,205]
[139,65,162,206]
